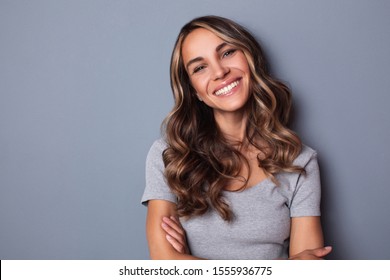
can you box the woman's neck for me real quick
[214,110,248,144]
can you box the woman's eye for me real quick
[223,49,236,58]
[193,65,205,73]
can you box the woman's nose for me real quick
[212,62,229,80]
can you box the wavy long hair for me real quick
[162,16,304,221]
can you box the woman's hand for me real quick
[161,216,190,254]
[288,246,332,260]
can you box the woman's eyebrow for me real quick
[215,42,228,52]
[186,57,204,71]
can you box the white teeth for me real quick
[215,80,240,96]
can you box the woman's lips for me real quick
[214,78,241,96]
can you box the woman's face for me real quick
[181,28,251,117]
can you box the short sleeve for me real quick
[289,150,321,217]
[141,139,177,206]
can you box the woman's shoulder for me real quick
[292,144,318,168]
[147,138,168,160]
[150,138,168,150]
[275,144,320,191]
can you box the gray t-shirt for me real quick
[141,138,321,260]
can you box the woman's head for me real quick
[180,26,251,117]
[170,15,269,117]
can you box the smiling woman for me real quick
[141,15,332,260]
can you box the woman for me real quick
[142,15,332,260]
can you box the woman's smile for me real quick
[214,78,242,96]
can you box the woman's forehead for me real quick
[181,28,227,61]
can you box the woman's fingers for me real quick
[313,246,332,257]
[289,246,332,260]
[165,216,184,234]
[161,216,189,254]
[161,216,185,243]
[165,234,186,253]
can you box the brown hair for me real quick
[163,15,303,221]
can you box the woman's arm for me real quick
[288,216,332,259]
[146,199,202,260]
[162,215,332,259]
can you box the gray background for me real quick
[1,0,389,260]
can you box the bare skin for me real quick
[146,200,202,259]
